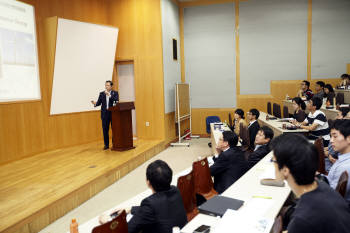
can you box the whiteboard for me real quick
[50,18,118,115]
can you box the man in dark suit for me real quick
[210,131,247,194]
[247,108,260,149]
[247,126,274,170]
[100,160,187,233]
[91,80,119,150]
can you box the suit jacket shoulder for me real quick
[247,144,270,169]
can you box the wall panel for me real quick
[239,0,308,94]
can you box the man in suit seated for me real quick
[100,160,187,233]
[247,108,260,149]
[271,134,350,233]
[210,131,247,194]
[246,126,274,170]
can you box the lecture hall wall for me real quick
[0,0,166,164]
[171,0,350,136]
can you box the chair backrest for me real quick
[314,137,326,175]
[267,102,272,115]
[283,106,289,118]
[336,92,345,105]
[228,113,233,129]
[92,210,128,233]
[177,171,199,221]
[336,171,349,198]
[271,215,283,233]
[206,116,221,134]
[239,123,250,149]
[192,158,215,195]
[273,103,281,118]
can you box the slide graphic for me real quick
[0,0,40,102]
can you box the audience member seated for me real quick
[314,81,325,99]
[210,131,246,194]
[246,126,274,170]
[233,108,247,136]
[297,80,313,100]
[294,97,330,146]
[324,84,336,106]
[100,160,187,233]
[247,108,260,149]
[291,97,307,122]
[271,134,350,233]
[339,73,350,87]
[327,119,350,204]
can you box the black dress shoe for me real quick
[103,146,109,150]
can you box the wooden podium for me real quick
[108,102,135,151]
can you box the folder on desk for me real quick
[198,196,244,217]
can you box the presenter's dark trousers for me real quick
[101,112,112,148]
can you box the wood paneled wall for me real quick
[107,0,165,140]
[0,0,111,164]
[0,0,166,164]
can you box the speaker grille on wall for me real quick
[172,38,177,60]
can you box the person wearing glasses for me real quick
[271,134,350,233]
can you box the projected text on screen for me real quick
[0,0,40,102]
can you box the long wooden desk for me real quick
[258,112,308,137]
[283,99,338,120]
[335,89,350,104]
[181,151,291,233]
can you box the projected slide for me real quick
[0,0,40,102]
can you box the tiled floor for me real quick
[39,138,211,233]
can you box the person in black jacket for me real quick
[91,80,119,150]
[271,134,350,233]
[100,160,187,233]
[247,108,260,149]
[210,131,247,194]
[247,126,274,170]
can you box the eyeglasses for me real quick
[270,158,278,163]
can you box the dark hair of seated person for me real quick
[310,97,322,110]
[270,134,318,185]
[146,160,173,192]
[235,108,245,119]
[249,108,260,119]
[292,97,306,110]
[316,81,325,88]
[324,84,334,93]
[330,119,350,138]
[222,131,238,148]
[302,80,310,88]
[259,126,274,141]
[340,73,349,79]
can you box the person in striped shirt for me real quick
[294,97,330,146]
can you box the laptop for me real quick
[198,195,244,217]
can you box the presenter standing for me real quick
[91,80,119,150]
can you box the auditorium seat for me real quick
[177,171,199,221]
[283,106,289,118]
[273,103,281,118]
[192,158,218,200]
[336,171,349,198]
[92,210,128,233]
[271,215,283,233]
[314,137,327,175]
[336,92,345,105]
[267,102,272,115]
[228,113,233,131]
[239,123,252,151]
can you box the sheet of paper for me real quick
[212,198,274,233]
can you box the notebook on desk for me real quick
[198,196,244,217]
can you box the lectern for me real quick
[108,102,135,151]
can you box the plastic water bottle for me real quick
[70,219,79,233]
